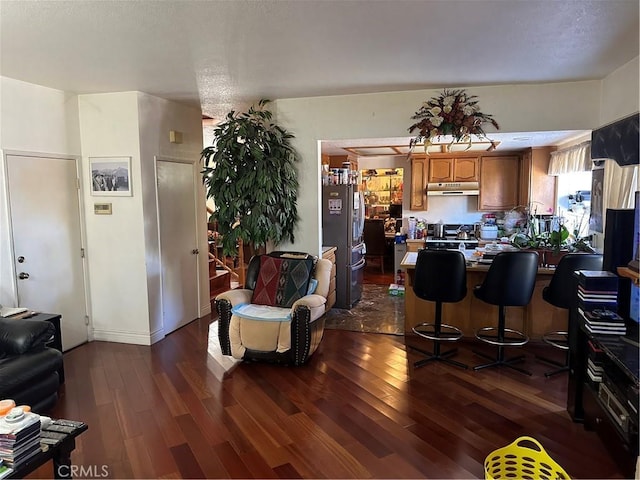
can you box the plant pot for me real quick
[543,249,569,267]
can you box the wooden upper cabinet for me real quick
[428,158,454,182]
[454,157,479,181]
[327,155,357,170]
[428,157,479,182]
[478,155,520,211]
[519,147,556,215]
[410,157,428,210]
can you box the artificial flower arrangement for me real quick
[408,89,499,152]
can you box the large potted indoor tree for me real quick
[201,99,300,275]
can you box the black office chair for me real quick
[364,219,387,273]
[411,249,468,369]
[537,253,603,377]
[473,251,539,375]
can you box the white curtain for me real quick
[548,141,592,175]
[603,161,639,210]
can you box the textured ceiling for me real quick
[1,0,638,153]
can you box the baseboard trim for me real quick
[92,329,154,346]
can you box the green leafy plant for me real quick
[201,99,300,256]
[548,224,570,254]
[508,205,596,257]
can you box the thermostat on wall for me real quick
[94,203,112,215]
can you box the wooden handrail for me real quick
[208,252,239,282]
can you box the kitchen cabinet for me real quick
[519,147,556,214]
[478,155,520,211]
[325,155,357,170]
[410,157,428,210]
[428,157,479,183]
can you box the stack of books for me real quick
[586,339,605,388]
[0,411,41,470]
[579,308,626,335]
[576,270,625,336]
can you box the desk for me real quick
[401,251,559,339]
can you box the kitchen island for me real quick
[401,251,564,340]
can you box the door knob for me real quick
[192,248,199,255]
[18,272,30,280]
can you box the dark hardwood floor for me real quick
[363,257,394,285]
[31,314,627,479]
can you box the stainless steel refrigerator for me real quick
[322,184,366,309]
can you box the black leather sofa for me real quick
[0,318,63,413]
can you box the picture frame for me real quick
[89,156,132,196]
[588,165,604,234]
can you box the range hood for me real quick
[426,182,480,196]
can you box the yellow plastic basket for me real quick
[484,436,570,480]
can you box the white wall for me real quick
[411,196,484,227]
[600,56,640,125]
[275,80,603,256]
[136,93,207,340]
[78,92,151,344]
[1,80,207,346]
[0,78,81,305]
[78,92,206,345]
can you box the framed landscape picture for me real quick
[90,157,132,196]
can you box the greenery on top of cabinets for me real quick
[201,99,300,256]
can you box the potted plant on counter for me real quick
[510,208,594,266]
[543,223,571,266]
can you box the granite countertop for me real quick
[400,251,556,274]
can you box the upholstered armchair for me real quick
[215,251,332,366]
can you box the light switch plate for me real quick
[169,130,183,143]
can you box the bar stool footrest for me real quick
[475,327,529,346]
[542,331,569,350]
[413,322,463,342]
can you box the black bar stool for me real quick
[536,253,603,377]
[473,251,539,375]
[411,249,468,369]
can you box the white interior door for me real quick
[6,154,88,350]
[157,158,200,335]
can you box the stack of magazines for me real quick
[0,410,41,470]
[586,339,605,387]
[578,308,626,335]
[576,270,625,336]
